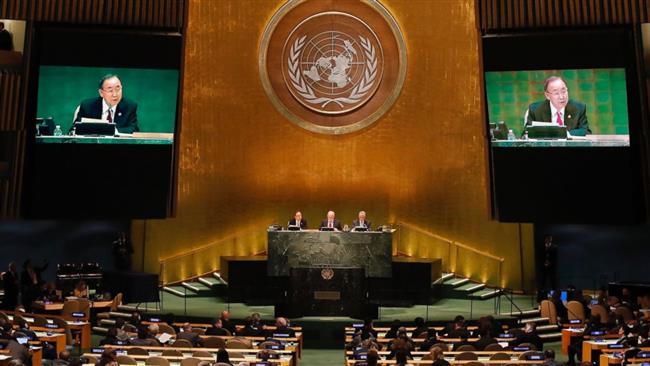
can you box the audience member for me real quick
[53,351,71,366]
[446,315,469,338]
[360,318,378,340]
[14,318,37,341]
[220,310,236,334]
[516,322,543,352]
[177,323,204,347]
[238,315,264,337]
[395,349,413,366]
[385,319,401,338]
[129,326,159,346]
[20,259,48,312]
[272,317,296,338]
[206,317,230,336]
[418,329,439,351]
[411,317,428,338]
[73,280,88,298]
[426,346,450,366]
[2,262,19,310]
[543,349,558,366]
[216,348,233,365]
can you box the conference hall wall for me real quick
[132,0,535,291]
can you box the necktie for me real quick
[107,109,113,123]
[556,111,563,126]
[328,221,332,228]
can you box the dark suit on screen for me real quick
[352,219,372,230]
[320,219,342,231]
[74,97,139,133]
[288,219,307,229]
[526,99,591,136]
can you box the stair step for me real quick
[458,283,486,293]
[537,324,560,332]
[213,272,228,285]
[181,281,212,293]
[117,305,139,312]
[500,309,540,317]
[198,276,220,288]
[92,326,109,334]
[474,289,501,299]
[540,332,562,340]
[99,319,116,326]
[163,286,189,297]
[519,317,549,324]
[446,278,470,287]
[434,273,455,284]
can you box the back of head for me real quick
[216,348,230,362]
[395,349,408,364]
[182,322,192,332]
[544,349,555,360]
[137,326,149,339]
[59,351,71,361]
[366,349,379,366]
[414,317,425,328]
[430,346,444,361]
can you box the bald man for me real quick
[320,211,342,231]
[352,211,372,231]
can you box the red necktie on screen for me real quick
[556,111,563,126]
[107,109,113,123]
[328,221,333,228]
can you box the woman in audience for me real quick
[216,348,233,366]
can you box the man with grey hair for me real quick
[271,317,296,338]
[320,210,342,231]
[74,74,139,133]
[526,75,591,136]
[352,210,372,231]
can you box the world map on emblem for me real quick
[282,12,384,115]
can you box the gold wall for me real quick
[133,0,536,291]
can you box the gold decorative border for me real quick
[259,0,407,135]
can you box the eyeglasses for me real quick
[102,87,122,94]
[546,88,568,97]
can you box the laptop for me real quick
[74,122,116,136]
[526,121,567,139]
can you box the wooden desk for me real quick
[35,331,66,355]
[68,321,92,349]
[583,340,618,363]
[344,360,544,365]
[32,300,112,312]
[561,328,584,355]
[85,353,292,366]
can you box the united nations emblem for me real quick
[321,267,334,280]
[260,0,406,134]
[284,13,382,115]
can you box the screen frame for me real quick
[481,26,647,223]
[22,23,185,219]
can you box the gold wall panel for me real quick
[135,0,535,290]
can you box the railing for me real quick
[158,225,268,285]
[395,221,505,287]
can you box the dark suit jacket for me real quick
[177,331,204,347]
[2,270,19,309]
[320,219,342,230]
[352,220,372,230]
[526,99,591,136]
[75,97,139,133]
[288,219,307,229]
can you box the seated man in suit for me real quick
[287,211,307,229]
[526,76,591,136]
[205,318,230,336]
[177,323,204,347]
[320,210,342,231]
[74,74,139,134]
[352,210,372,231]
[270,317,295,338]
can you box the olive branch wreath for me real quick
[287,35,377,108]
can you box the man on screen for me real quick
[74,74,139,133]
[526,76,591,136]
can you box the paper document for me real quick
[80,117,104,123]
[157,333,172,343]
[530,121,559,127]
